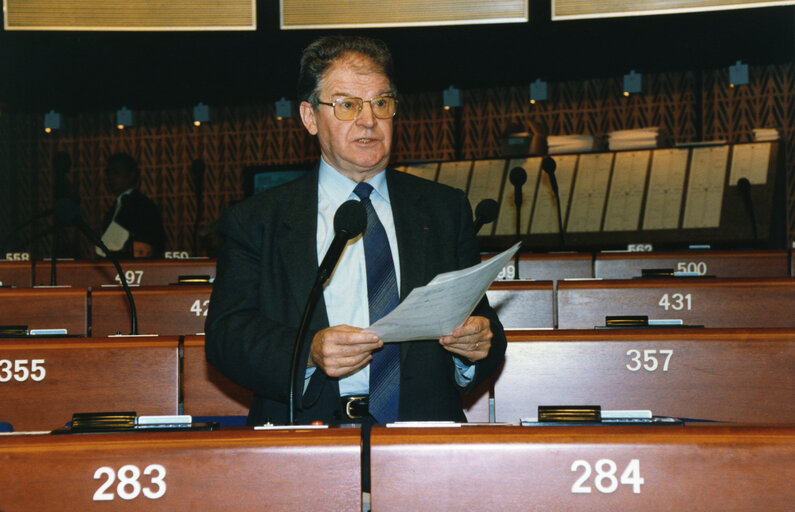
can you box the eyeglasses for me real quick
[316,96,398,121]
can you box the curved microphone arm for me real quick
[287,199,366,425]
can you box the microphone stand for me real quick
[287,199,366,425]
[509,167,527,279]
[54,198,138,334]
[50,223,58,286]
[288,278,325,425]
[542,156,565,251]
[737,178,758,244]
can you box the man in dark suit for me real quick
[100,152,165,258]
[205,35,506,426]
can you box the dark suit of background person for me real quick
[204,35,506,426]
[100,152,166,259]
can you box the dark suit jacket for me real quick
[102,189,166,258]
[205,168,506,425]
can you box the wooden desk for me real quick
[371,424,795,511]
[557,277,795,329]
[182,335,252,417]
[0,428,361,511]
[34,258,216,287]
[594,249,790,279]
[486,252,593,282]
[91,285,212,336]
[486,281,554,329]
[0,260,32,287]
[0,287,88,335]
[490,329,795,423]
[0,337,178,431]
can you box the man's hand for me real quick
[439,316,492,362]
[309,325,383,378]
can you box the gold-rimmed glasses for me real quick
[316,96,398,121]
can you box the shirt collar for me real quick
[116,188,134,203]
[318,157,390,205]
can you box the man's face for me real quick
[300,53,393,183]
[104,163,137,196]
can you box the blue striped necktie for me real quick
[353,182,400,423]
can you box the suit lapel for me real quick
[277,169,330,330]
[387,169,434,363]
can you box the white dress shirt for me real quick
[307,158,474,395]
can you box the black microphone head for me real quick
[54,198,80,225]
[541,156,557,175]
[53,151,72,174]
[191,159,206,180]
[475,198,499,224]
[737,177,751,192]
[334,199,367,240]
[509,167,527,187]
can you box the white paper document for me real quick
[95,221,130,257]
[366,242,520,342]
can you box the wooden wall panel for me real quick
[1,63,792,258]
[702,63,795,243]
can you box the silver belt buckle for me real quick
[345,396,366,419]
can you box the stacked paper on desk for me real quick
[366,242,520,342]
[752,128,779,141]
[547,134,599,154]
[608,127,666,151]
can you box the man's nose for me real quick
[355,101,376,127]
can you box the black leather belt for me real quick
[342,395,369,420]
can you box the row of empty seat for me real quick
[1,249,792,288]
[2,276,794,335]
[2,251,792,509]
[3,424,791,510]
[3,329,793,431]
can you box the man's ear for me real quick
[299,101,318,135]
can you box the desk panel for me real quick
[91,285,212,336]
[0,428,361,511]
[486,281,554,329]
[557,277,795,329]
[486,252,593,282]
[182,335,252,417]
[0,260,32,287]
[34,258,216,287]
[594,250,790,279]
[0,287,88,335]
[492,329,795,423]
[0,337,178,431]
[371,424,795,512]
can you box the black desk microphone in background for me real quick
[54,198,139,335]
[473,198,499,235]
[190,159,206,255]
[288,199,367,425]
[542,156,565,250]
[736,177,758,242]
[509,167,527,278]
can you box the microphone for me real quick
[737,177,758,242]
[1,208,54,256]
[509,167,527,207]
[54,198,139,335]
[288,200,366,424]
[50,152,74,285]
[542,156,565,250]
[473,199,499,235]
[190,159,206,255]
[541,156,558,195]
[509,167,527,279]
